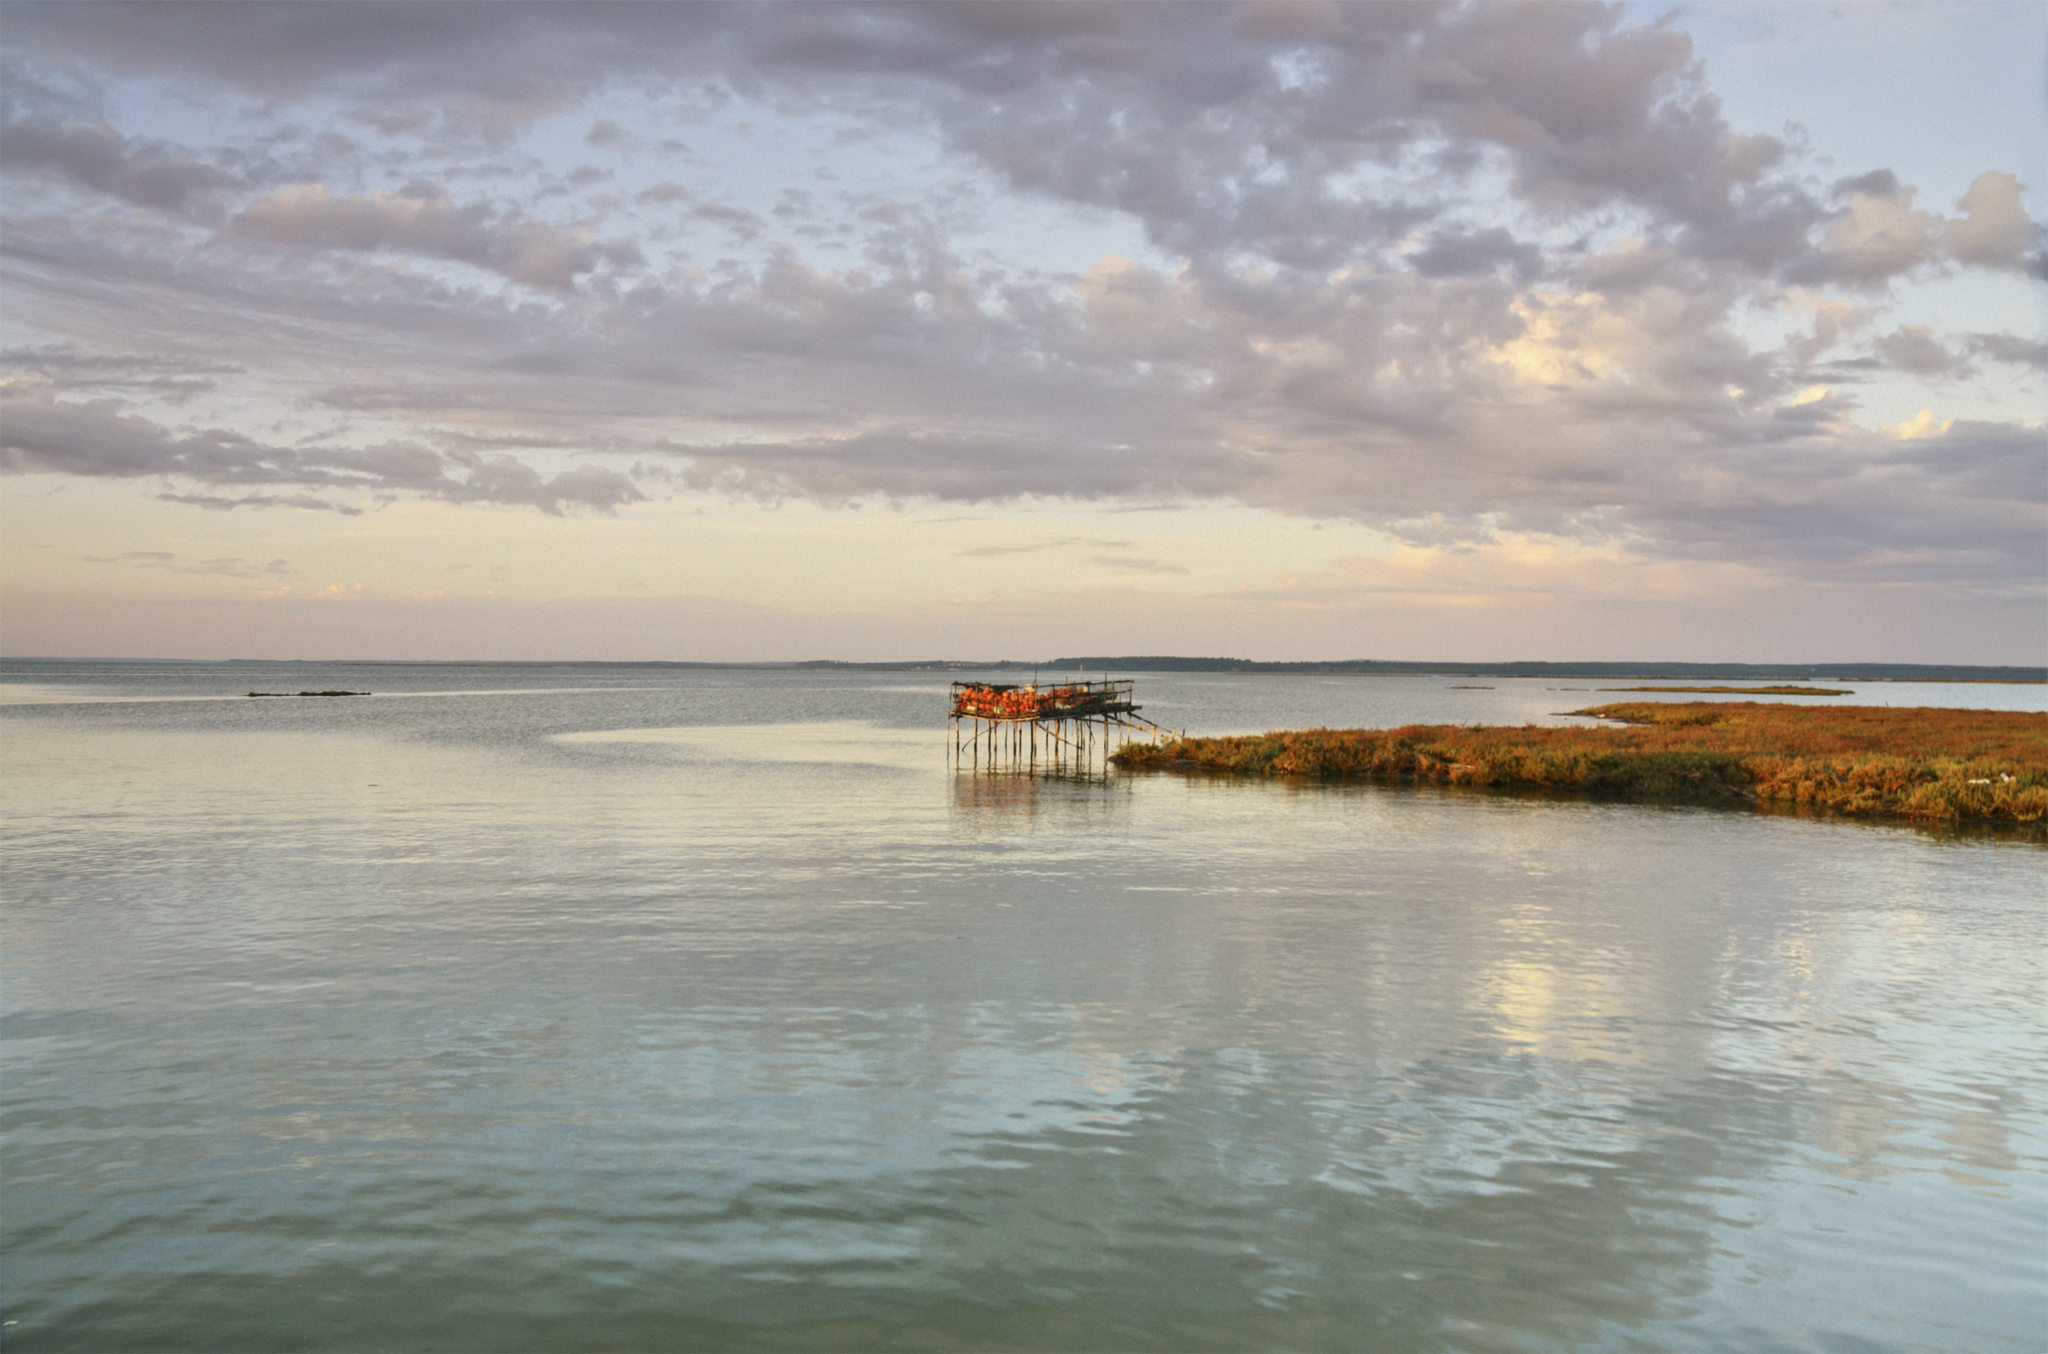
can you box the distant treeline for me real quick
[39,656,2043,681]
[1034,658,2048,682]
[769,657,2048,680]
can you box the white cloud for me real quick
[1947,170,2042,274]
[1885,408,1953,440]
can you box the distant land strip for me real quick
[1110,702,2048,828]
[1036,658,2048,682]
[7,657,2045,682]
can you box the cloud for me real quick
[1781,169,2046,289]
[1947,171,2044,275]
[1786,177,1943,288]
[1407,226,1542,280]
[957,535,1129,557]
[1,345,238,403]
[235,182,639,288]
[1963,333,2048,370]
[1873,326,1966,378]
[1,397,642,515]
[0,116,236,215]
[82,550,294,576]
[1884,408,1952,441]
[438,453,643,515]
[1087,554,1189,575]
[0,1,2038,600]
[156,491,367,515]
[0,3,1817,276]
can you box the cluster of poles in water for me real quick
[949,678,1169,775]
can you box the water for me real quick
[4,662,2044,1351]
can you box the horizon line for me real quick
[4,655,2044,680]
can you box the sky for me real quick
[2,0,2043,664]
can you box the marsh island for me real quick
[1111,701,2048,825]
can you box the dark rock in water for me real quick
[246,690,370,697]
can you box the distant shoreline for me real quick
[1111,702,2048,828]
[4,656,2043,683]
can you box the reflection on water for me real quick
[559,720,941,770]
[950,766,1127,828]
[2,664,2044,1351]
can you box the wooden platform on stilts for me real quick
[948,678,1169,774]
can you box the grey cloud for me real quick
[1,398,280,480]
[437,451,643,515]
[6,3,2025,295]
[1380,513,1503,550]
[1964,333,2048,370]
[1,345,240,402]
[1,397,640,515]
[2,2,747,134]
[673,426,1226,505]
[156,491,367,514]
[84,550,295,575]
[690,203,766,241]
[1408,226,1541,279]
[353,105,439,138]
[1834,170,1898,199]
[1776,299,1878,369]
[0,116,237,214]
[0,3,1805,276]
[1420,7,1776,222]
[17,174,2031,586]
[311,383,493,413]
[1873,326,1967,378]
[1632,420,2046,583]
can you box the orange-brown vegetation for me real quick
[1110,702,2048,825]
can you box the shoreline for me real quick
[4,656,2045,683]
[1110,702,2048,828]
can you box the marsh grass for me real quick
[1111,702,2048,825]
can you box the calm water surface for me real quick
[3,663,2044,1351]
